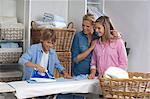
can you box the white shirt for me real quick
[40,51,49,68]
[38,51,49,76]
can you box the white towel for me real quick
[104,67,129,79]
[43,13,65,22]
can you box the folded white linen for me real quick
[43,13,65,22]
[30,78,56,83]
[0,16,17,23]
[104,67,129,79]
[34,21,66,28]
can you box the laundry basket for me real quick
[0,23,24,40]
[0,48,22,63]
[0,68,22,82]
[54,52,71,78]
[99,72,150,99]
[31,22,76,52]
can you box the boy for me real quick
[19,29,71,80]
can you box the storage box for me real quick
[0,23,24,40]
[0,69,22,82]
[0,48,22,63]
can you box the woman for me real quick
[57,14,99,99]
[71,14,99,76]
[88,16,128,79]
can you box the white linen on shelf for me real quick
[43,13,65,22]
[34,21,66,28]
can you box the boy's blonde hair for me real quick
[83,14,96,25]
[40,29,56,43]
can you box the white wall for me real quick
[30,0,68,23]
[0,0,69,26]
[105,0,150,72]
[0,0,16,16]
[68,0,87,32]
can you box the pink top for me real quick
[90,39,128,75]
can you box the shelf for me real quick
[87,2,101,5]
[0,40,24,42]
[0,63,21,66]
[0,70,22,78]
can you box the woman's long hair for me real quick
[96,16,115,42]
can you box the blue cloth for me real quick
[71,31,99,76]
[18,43,65,80]
[0,43,19,48]
[73,74,88,80]
[56,75,88,82]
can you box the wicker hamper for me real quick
[0,68,22,82]
[54,52,71,78]
[99,72,150,99]
[0,48,22,63]
[31,28,75,52]
[0,23,24,40]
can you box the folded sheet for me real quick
[29,78,56,83]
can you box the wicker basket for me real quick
[0,23,24,40]
[31,28,75,52]
[0,69,22,82]
[54,52,71,78]
[0,48,22,63]
[99,72,150,99]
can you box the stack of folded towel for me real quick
[33,13,66,28]
[0,43,19,48]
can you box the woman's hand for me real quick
[88,73,95,79]
[88,68,96,79]
[90,40,97,50]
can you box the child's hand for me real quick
[62,71,72,79]
[35,64,46,73]
[64,73,72,79]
